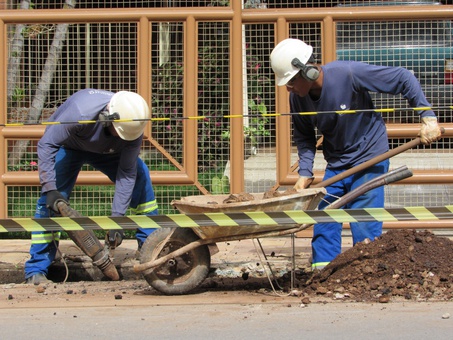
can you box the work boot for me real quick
[25,273,52,285]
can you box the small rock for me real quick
[363,266,374,274]
[301,297,311,305]
[379,295,390,303]
[114,294,123,300]
[290,289,301,297]
[334,286,345,293]
[441,313,450,319]
[36,286,46,294]
[316,287,328,295]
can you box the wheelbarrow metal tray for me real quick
[171,188,326,239]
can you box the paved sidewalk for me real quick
[0,236,338,284]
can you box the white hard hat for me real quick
[270,38,313,86]
[108,91,150,141]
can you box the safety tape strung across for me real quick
[1,106,452,127]
[1,205,453,233]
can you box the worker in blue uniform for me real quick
[270,38,442,270]
[24,89,158,284]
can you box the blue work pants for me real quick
[311,160,389,269]
[25,148,158,279]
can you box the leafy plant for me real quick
[151,35,272,170]
[7,160,38,171]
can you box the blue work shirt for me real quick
[291,61,435,177]
[37,89,143,216]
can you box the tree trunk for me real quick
[7,0,30,102]
[8,0,77,167]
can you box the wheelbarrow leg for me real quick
[291,233,296,290]
[254,238,284,291]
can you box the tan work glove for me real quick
[420,117,441,145]
[294,176,314,190]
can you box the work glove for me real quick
[420,116,442,145]
[45,190,69,213]
[106,230,124,249]
[294,176,314,190]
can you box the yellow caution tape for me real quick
[1,205,453,233]
[1,106,448,127]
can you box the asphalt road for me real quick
[1,302,452,339]
[1,282,452,340]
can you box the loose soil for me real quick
[222,190,453,303]
[290,229,453,302]
[2,229,453,306]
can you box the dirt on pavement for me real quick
[1,229,453,307]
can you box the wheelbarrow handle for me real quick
[324,165,413,210]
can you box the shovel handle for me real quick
[311,138,420,188]
[311,126,446,189]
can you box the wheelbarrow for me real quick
[134,164,413,295]
[134,129,443,295]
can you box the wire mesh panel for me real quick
[336,19,453,124]
[148,21,203,214]
[263,0,447,8]
[5,0,230,9]
[3,0,453,223]
[6,21,139,218]
[386,184,453,207]
[196,22,231,193]
[149,21,184,168]
[334,4,453,207]
[7,22,138,123]
[240,23,276,193]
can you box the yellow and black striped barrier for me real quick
[1,205,453,233]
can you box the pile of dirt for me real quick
[294,229,453,302]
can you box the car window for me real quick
[337,20,453,49]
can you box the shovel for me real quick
[311,130,444,189]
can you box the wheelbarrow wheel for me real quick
[140,228,211,295]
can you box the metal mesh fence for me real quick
[8,22,138,120]
[6,21,142,218]
[336,19,453,124]
[5,0,230,10]
[335,14,453,208]
[150,21,184,168]
[4,0,453,222]
[197,21,230,185]
[240,23,275,193]
[7,0,448,10]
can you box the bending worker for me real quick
[25,89,158,284]
[270,38,442,270]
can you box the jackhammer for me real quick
[57,201,120,281]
